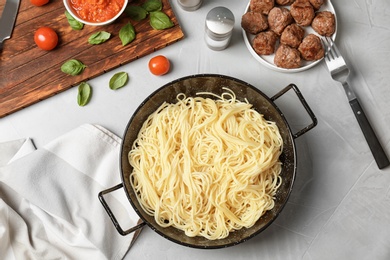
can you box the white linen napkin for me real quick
[0,124,141,260]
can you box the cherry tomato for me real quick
[148,55,170,76]
[34,27,58,51]
[30,0,49,6]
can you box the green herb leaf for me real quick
[65,10,84,30]
[149,11,174,30]
[119,23,136,46]
[88,31,111,45]
[142,0,162,12]
[61,59,86,76]
[77,82,92,106]
[109,72,129,90]
[125,5,148,21]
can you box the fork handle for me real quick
[349,98,390,169]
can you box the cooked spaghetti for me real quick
[129,88,283,240]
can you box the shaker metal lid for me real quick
[205,7,235,39]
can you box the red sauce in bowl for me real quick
[70,0,125,23]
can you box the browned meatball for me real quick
[309,0,324,10]
[250,0,275,15]
[298,34,324,60]
[276,0,295,5]
[290,0,315,26]
[312,11,336,37]
[274,44,301,69]
[268,7,293,35]
[280,24,305,48]
[252,31,279,55]
[241,11,269,35]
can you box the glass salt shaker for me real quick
[177,0,203,11]
[204,7,235,51]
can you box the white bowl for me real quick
[63,0,129,26]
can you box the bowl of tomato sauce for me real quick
[64,0,129,26]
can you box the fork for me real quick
[322,37,390,169]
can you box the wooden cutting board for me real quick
[0,0,184,118]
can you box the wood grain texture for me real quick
[0,0,184,118]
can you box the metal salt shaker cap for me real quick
[177,0,203,11]
[205,7,235,41]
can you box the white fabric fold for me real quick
[0,124,140,260]
[0,138,35,166]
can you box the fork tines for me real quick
[322,37,341,61]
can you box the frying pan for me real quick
[99,74,317,249]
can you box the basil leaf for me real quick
[88,31,111,45]
[150,11,174,30]
[77,82,92,106]
[125,5,148,21]
[142,0,162,12]
[109,72,129,90]
[65,10,84,30]
[61,59,86,76]
[119,23,136,46]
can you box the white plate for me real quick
[242,0,337,73]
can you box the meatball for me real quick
[274,44,301,69]
[241,11,269,35]
[280,24,305,48]
[290,0,315,26]
[312,11,336,37]
[309,0,324,10]
[268,7,293,35]
[276,0,295,5]
[252,30,279,55]
[249,0,275,15]
[298,34,324,60]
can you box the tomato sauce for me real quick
[70,0,125,23]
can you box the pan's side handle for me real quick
[271,84,318,139]
[98,184,146,236]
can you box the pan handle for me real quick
[98,184,146,236]
[271,84,317,139]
